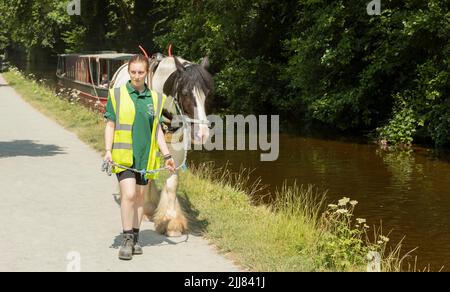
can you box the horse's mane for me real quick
[180,63,214,97]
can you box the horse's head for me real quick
[165,56,214,145]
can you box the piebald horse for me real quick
[110,55,213,237]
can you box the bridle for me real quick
[150,59,211,129]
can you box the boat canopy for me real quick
[58,52,134,61]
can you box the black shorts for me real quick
[116,168,149,186]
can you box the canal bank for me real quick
[0,68,401,271]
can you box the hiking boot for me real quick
[133,232,143,255]
[118,233,134,260]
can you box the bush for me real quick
[376,93,422,148]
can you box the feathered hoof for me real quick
[154,215,188,237]
[167,230,183,238]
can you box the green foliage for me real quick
[416,59,450,147]
[0,0,71,50]
[154,0,296,115]
[284,0,449,142]
[61,27,87,53]
[0,1,12,50]
[215,57,282,114]
[2,0,449,146]
[376,93,422,148]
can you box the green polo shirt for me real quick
[104,81,164,170]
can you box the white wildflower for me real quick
[356,218,366,224]
[338,197,351,206]
[380,236,390,243]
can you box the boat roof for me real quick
[58,52,134,60]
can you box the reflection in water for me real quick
[190,134,450,271]
[376,150,420,189]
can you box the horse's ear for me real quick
[201,56,210,70]
[174,56,185,73]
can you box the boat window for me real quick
[98,59,109,88]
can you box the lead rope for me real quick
[101,160,176,177]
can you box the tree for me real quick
[283,0,450,145]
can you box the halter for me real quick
[172,91,211,127]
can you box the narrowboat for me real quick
[56,51,133,112]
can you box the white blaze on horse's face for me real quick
[193,86,210,144]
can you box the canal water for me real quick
[190,134,450,271]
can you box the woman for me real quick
[103,54,175,261]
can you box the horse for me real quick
[110,54,213,237]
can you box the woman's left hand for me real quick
[165,158,176,174]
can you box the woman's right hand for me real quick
[104,150,112,163]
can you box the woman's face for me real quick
[128,62,148,89]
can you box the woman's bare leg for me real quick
[120,178,137,231]
[118,178,137,260]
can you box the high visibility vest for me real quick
[110,85,166,180]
